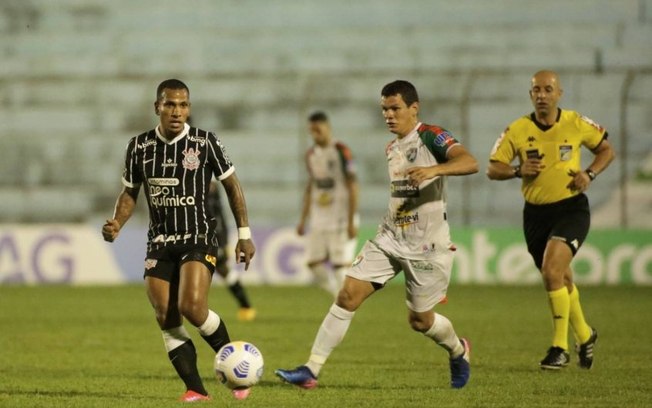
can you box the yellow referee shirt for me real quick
[490,109,607,205]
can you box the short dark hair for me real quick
[156,79,189,100]
[381,80,419,106]
[308,111,329,123]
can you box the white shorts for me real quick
[307,229,357,265]
[348,239,453,313]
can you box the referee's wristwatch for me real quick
[585,169,597,181]
[513,165,522,178]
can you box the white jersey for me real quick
[375,122,459,259]
[305,140,356,231]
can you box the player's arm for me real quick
[221,172,255,270]
[407,144,479,185]
[344,173,359,239]
[297,180,312,236]
[567,138,615,193]
[102,186,140,242]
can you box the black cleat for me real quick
[576,328,598,369]
[540,346,570,370]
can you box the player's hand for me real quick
[520,158,545,177]
[406,166,438,186]
[296,222,306,236]
[566,169,591,193]
[102,219,121,242]
[347,223,357,239]
[235,239,256,271]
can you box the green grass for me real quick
[0,285,651,408]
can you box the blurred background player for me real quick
[276,80,478,389]
[487,70,615,370]
[207,180,256,321]
[102,79,256,401]
[297,112,359,297]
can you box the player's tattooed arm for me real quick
[221,173,256,269]
[102,186,140,242]
[407,145,479,186]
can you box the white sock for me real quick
[333,266,348,292]
[424,313,464,358]
[310,263,338,298]
[306,303,355,377]
[162,325,191,352]
[197,310,221,336]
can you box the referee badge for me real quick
[182,148,201,170]
[559,145,572,161]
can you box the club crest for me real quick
[182,148,201,170]
[406,147,418,163]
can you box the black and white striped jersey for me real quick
[122,123,234,250]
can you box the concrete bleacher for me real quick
[1,0,651,226]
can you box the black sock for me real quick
[228,281,252,309]
[168,340,207,395]
[201,320,231,352]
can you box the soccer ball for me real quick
[214,341,264,389]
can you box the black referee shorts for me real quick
[523,193,590,270]
[143,243,218,282]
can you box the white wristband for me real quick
[238,227,251,240]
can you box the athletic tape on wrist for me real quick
[238,227,251,240]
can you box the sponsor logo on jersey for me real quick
[144,259,158,270]
[182,148,201,170]
[188,135,206,146]
[148,185,196,207]
[406,147,417,162]
[152,233,192,243]
[138,139,157,149]
[559,145,572,161]
[390,179,419,198]
[394,211,419,226]
[580,115,605,132]
[149,178,179,186]
[527,136,536,143]
[162,158,177,168]
[409,259,434,271]
[434,131,456,148]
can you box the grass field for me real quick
[1,284,651,408]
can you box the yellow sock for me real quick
[569,284,592,344]
[547,287,570,350]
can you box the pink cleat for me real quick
[232,388,251,400]
[179,390,211,402]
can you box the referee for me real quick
[487,70,615,370]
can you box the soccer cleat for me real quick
[179,390,211,402]
[540,346,570,370]
[576,328,598,369]
[275,365,318,389]
[449,338,471,389]
[237,307,257,322]
[232,388,251,400]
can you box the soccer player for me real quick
[297,112,359,297]
[207,180,256,321]
[276,80,478,389]
[102,79,256,402]
[487,70,615,369]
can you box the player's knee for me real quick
[408,314,431,333]
[336,286,360,312]
[178,298,207,324]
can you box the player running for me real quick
[207,180,256,321]
[487,70,615,370]
[276,80,478,389]
[297,112,359,297]
[102,79,256,402]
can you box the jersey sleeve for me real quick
[577,114,607,150]
[335,142,356,179]
[121,137,142,188]
[421,128,460,163]
[207,132,235,180]
[489,126,517,164]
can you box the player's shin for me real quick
[306,303,355,377]
[568,284,592,344]
[163,326,208,395]
[197,310,231,352]
[424,313,464,358]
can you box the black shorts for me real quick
[523,193,590,270]
[144,243,218,282]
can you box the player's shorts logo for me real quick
[205,254,217,266]
[182,148,201,170]
[352,254,363,267]
[144,259,158,270]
